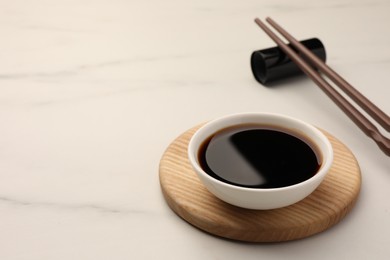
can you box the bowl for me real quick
[187,112,334,210]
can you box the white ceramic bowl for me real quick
[188,112,334,210]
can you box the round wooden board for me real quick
[159,125,361,242]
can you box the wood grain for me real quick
[159,125,361,242]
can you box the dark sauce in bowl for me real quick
[198,124,321,189]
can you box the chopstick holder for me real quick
[251,38,326,85]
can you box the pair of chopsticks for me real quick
[254,17,390,157]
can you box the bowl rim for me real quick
[187,112,334,193]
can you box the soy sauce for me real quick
[198,125,321,188]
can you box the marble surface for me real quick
[1,0,389,259]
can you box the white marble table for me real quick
[1,0,389,259]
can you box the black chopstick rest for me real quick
[251,38,326,85]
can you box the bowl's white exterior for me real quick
[188,113,334,210]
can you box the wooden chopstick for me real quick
[265,17,390,132]
[254,17,390,156]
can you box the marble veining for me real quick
[0,195,152,215]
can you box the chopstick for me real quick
[254,17,390,156]
[265,17,390,132]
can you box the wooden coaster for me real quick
[159,125,361,242]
